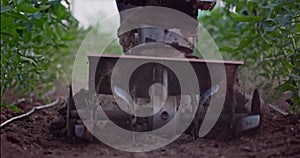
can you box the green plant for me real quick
[0,0,82,109]
[200,0,300,112]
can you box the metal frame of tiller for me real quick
[66,54,261,143]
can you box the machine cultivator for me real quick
[65,0,261,143]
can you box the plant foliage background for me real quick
[200,0,300,112]
[0,0,86,110]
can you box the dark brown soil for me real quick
[1,97,300,158]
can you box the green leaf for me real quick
[236,36,255,50]
[0,16,14,29]
[7,12,29,21]
[20,56,37,65]
[231,13,263,22]
[276,14,293,27]
[61,35,76,41]
[16,4,39,13]
[276,81,295,91]
[38,5,51,10]
[7,105,23,113]
[219,46,233,52]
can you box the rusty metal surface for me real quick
[88,54,243,97]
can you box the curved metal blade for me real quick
[235,115,260,134]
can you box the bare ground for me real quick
[1,95,300,158]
